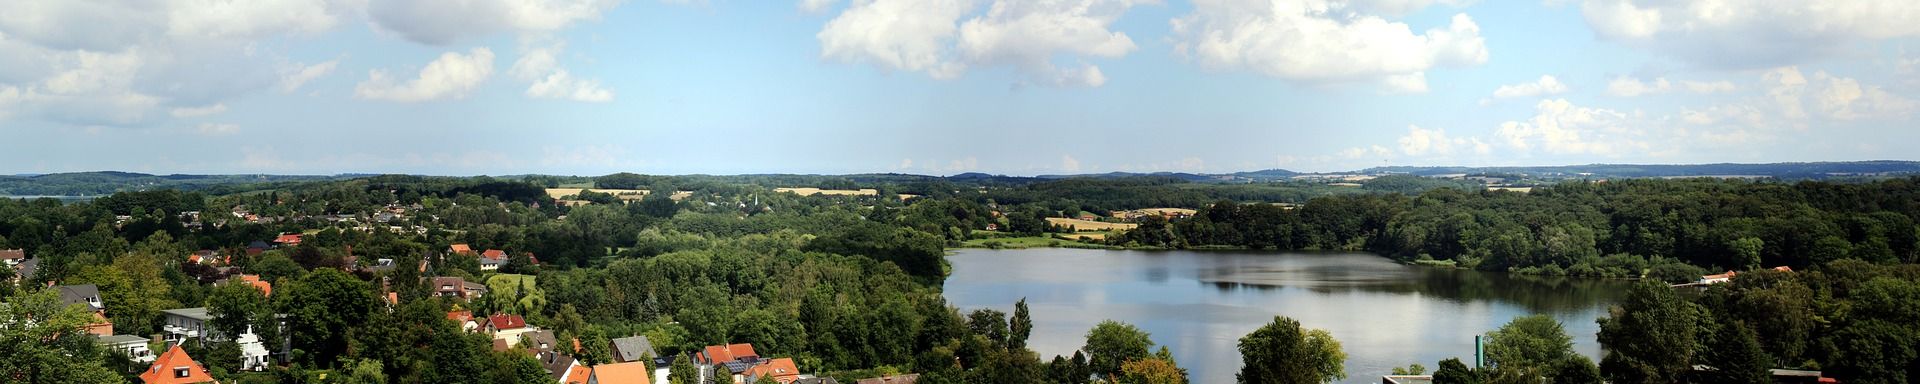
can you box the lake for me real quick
[942,248,1633,383]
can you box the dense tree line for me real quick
[1113,178,1920,276]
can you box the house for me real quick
[485,313,534,344]
[581,360,653,384]
[610,336,658,363]
[160,307,273,370]
[1699,271,1737,285]
[14,257,39,283]
[742,358,802,384]
[543,353,580,383]
[447,310,480,332]
[480,249,509,271]
[698,343,760,366]
[273,233,302,246]
[246,241,270,256]
[1,248,24,266]
[57,284,113,336]
[140,344,215,384]
[449,244,475,255]
[431,276,488,300]
[231,274,272,297]
[521,330,560,356]
[97,334,156,364]
[854,374,918,384]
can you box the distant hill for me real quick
[0,172,345,196]
[1360,161,1920,179]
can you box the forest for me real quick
[2,173,1918,383]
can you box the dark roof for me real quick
[609,336,657,363]
[523,330,560,354]
[16,258,40,280]
[247,241,270,249]
[55,284,102,310]
[543,353,577,382]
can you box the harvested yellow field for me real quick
[775,188,879,196]
[1136,208,1197,216]
[1047,217,1137,231]
[1060,233,1107,241]
[544,189,689,201]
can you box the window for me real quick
[174,367,190,378]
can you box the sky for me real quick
[3,0,1919,176]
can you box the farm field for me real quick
[775,187,878,196]
[1046,217,1137,231]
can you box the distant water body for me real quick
[943,248,1632,383]
[0,195,99,202]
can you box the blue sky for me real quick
[3,0,1918,176]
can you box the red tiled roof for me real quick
[562,364,594,384]
[448,310,473,323]
[239,274,273,297]
[0,249,25,260]
[592,361,653,384]
[701,343,759,364]
[482,249,508,259]
[450,244,474,254]
[140,345,215,384]
[743,358,801,383]
[1773,266,1794,272]
[488,314,527,330]
[274,233,302,244]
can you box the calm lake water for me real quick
[943,248,1633,383]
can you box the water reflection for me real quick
[944,249,1632,384]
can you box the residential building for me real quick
[742,358,802,384]
[160,307,273,370]
[485,313,534,345]
[431,276,488,300]
[140,345,215,384]
[1699,271,1737,285]
[13,257,39,283]
[480,249,508,271]
[574,361,653,384]
[97,334,156,364]
[610,335,658,363]
[1,248,24,266]
[57,284,113,336]
[273,233,302,246]
[230,274,272,297]
[448,310,480,332]
[449,244,474,255]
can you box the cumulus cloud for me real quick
[1491,75,1568,99]
[510,42,614,102]
[355,48,496,102]
[169,103,228,118]
[816,0,1147,87]
[1762,66,1915,121]
[1495,99,1649,156]
[279,59,340,92]
[1060,154,1082,172]
[1170,0,1488,92]
[1579,0,1920,68]
[366,0,621,45]
[1397,125,1489,156]
[1606,75,1670,97]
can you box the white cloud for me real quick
[1606,75,1670,97]
[1339,145,1393,159]
[1170,0,1488,92]
[196,122,239,135]
[1579,0,1920,68]
[1060,154,1082,172]
[510,41,614,102]
[366,0,621,45]
[1491,75,1568,99]
[816,0,1147,87]
[1762,66,1915,121]
[279,59,340,92]
[1396,125,1489,156]
[1495,99,1649,156]
[1682,80,1736,94]
[355,48,496,102]
[799,0,840,13]
[170,103,227,118]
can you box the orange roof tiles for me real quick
[743,358,801,384]
[450,244,474,254]
[140,345,215,384]
[592,361,653,384]
[700,343,758,364]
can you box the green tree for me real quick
[1432,358,1482,384]
[66,251,179,335]
[1083,320,1154,379]
[1483,314,1577,379]
[1701,322,1772,384]
[279,268,377,367]
[1010,298,1034,350]
[1236,316,1346,384]
[0,288,123,384]
[206,279,270,344]
[1729,237,1764,270]
[1118,347,1188,384]
[1597,281,1704,383]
